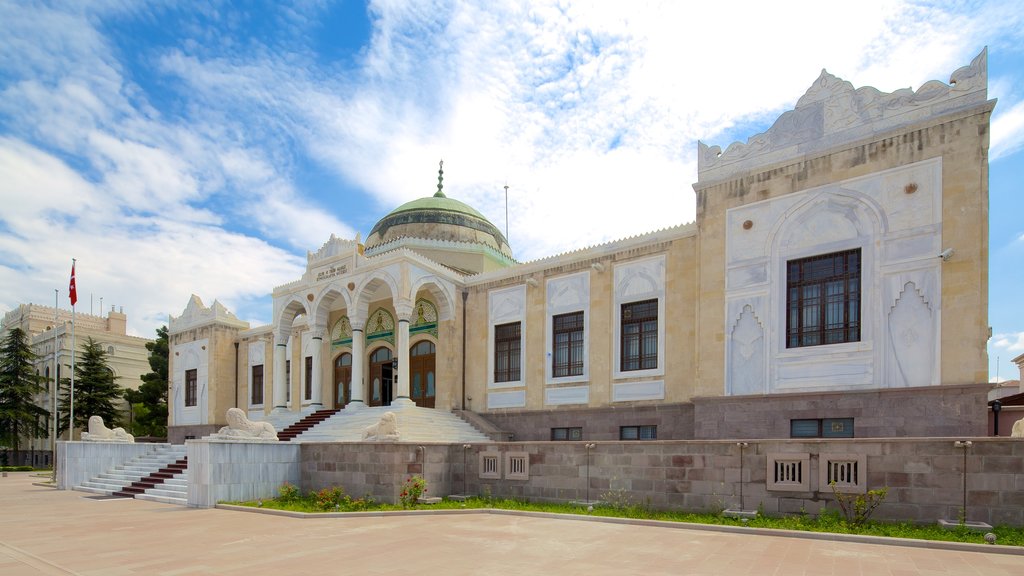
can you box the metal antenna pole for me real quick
[503,184,509,244]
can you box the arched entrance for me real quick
[333,353,351,409]
[369,347,393,407]
[409,340,436,408]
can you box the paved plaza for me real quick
[2,472,1023,575]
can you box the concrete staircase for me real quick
[74,445,188,505]
[295,403,492,443]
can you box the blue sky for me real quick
[1,1,1022,382]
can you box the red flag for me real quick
[69,262,77,306]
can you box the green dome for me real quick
[365,163,512,260]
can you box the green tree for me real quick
[0,327,49,463]
[58,337,124,435]
[124,326,168,438]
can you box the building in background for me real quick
[0,304,152,465]
[168,50,993,443]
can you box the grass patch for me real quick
[224,490,1024,547]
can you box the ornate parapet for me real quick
[698,49,990,183]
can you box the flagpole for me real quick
[69,259,76,441]
[52,289,58,478]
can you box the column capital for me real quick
[394,298,415,322]
[310,326,326,340]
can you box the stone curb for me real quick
[214,504,1024,556]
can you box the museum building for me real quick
[168,50,994,444]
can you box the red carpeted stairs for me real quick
[112,457,188,499]
[277,408,340,441]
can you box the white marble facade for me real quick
[724,158,943,395]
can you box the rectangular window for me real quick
[550,427,583,441]
[494,322,521,382]
[251,365,264,405]
[304,356,313,400]
[620,425,657,440]
[185,369,197,407]
[786,249,861,348]
[552,311,584,378]
[286,360,291,402]
[621,299,658,371]
[790,418,854,438]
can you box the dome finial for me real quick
[435,159,446,198]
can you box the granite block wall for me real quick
[224,436,1022,526]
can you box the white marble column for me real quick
[310,328,324,408]
[272,335,288,411]
[393,300,413,407]
[347,320,365,408]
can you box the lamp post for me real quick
[992,399,1002,436]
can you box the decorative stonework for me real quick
[1011,418,1024,438]
[81,415,134,442]
[366,308,395,345]
[331,315,353,348]
[410,298,438,338]
[699,49,988,181]
[888,281,935,387]
[728,305,764,395]
[766,453,810,492]
[210,408,278,441]
[169,294,248,333]
[307,233,359,265]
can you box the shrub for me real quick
[399,475,427,508]
[278,482,300,503]
[314,486,345,511]
[830,481,888,527]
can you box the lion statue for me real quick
[362,411,400,441]
[213,407,278,440]
[1011,417,1024,438]
[81,415,134,442]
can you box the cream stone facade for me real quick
[168,50,993,443]
[1,304,152,465]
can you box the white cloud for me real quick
[991,99,1024,161]
[992,332,1024,355]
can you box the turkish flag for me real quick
[69,262,77,306]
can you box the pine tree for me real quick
[58,337,124,435]
[0,327,49,463]
[125,326,168,438]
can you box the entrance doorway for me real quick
[334,353,351,409]
[369,347,393,407]
[409,340,436,408]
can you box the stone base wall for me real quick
[186,440,300,508]
[295,438,1024,526]
[56,441,168,490]
[169,425,219,445]
[481,403,695,441]
[692,384,989,439]
[300,442,452,504]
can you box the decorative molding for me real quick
[888,281,935,387]
[544,385,589,406]
[612,380,665,402]
[728,305,765,395]
[487,390,526,409]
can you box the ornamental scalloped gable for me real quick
[698,49,989,182]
